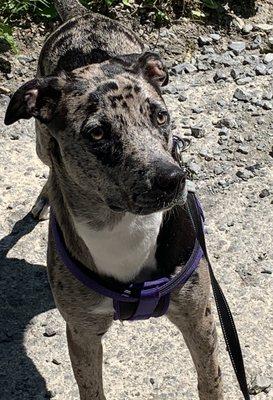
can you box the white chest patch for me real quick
[73,212,163,282]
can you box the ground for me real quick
[0,2,273,399]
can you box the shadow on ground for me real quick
[0,213,55,400]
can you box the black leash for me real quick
[187,192,250,400]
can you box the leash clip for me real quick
[172,135,191,167]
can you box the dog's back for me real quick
[38,2,144,77]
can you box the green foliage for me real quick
[0,0,57,22]
[0,22,18,53]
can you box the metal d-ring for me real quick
[172,135,191,167]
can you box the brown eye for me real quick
[156,111,168,126]
[91,128,104,141]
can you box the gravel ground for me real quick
[0,3,273,399]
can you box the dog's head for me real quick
[5,52,186,216]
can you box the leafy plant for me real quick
[0,22,17,53]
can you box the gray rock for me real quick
[213,71,227,82]
[230,68,244,80]
[196,60,210,71]
[43,327,57,337]
[236,170,254,180]
[202,46,215,55]
[172,62,197,75]
[264,53,273,64]
[209,33,221,41]
[249,375,271,395]
[262,92,273,100]
[228,41,246,55]
[187,161,201,175]
[0,94,10,107]
[192,107,204,114]
[219,127,229,136]
[233,88,251,102]
[242,24,253,34]
[198,35,212,46]
[191,125,205,138]
[251,34,262,49]
[177,94,187,102]
[237,77,253,85]
[255,64,267,75]
[262,101,273,110]
[217,117,238,129]
[259,189,270,198]
[237,145,249,154]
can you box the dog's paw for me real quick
[31,196,50,221]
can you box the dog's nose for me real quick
[153,165,186,194]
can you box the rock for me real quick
[255,64,267,75]
[217,117,238,129]
[262,92,273,100]
[214,166,224,175]
[237,145,249,154]
[192,107,204,114]
[249,375,271,395]
[0,56,11,74]
[230,68,244,80]
[259,189,270,198]
[242,24,253,34]
[219,127,229,136]
[191,125,205,138]
[187,161,201,175]
[233,88,250,102]
[237,77,252,85]
[210,33,221,42]
[177,94,187,102]
[0,94,10,107]
[228,41,246,55]
[264,53,273,64]
[0,86,10,95]
[236,170,254,180]
[43,327,57,337]
[196,60,210,71]
[171,62,197,75]
[251,35,262,49]
[198,35,212,46]
[262,101,273,110]
[213,71,227,82]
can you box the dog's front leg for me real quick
[66,323,108,400]
[168,261,223,400]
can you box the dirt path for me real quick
[0,4,273,399]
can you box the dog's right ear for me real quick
[4,77,65,126]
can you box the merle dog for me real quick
[4,1,223,398]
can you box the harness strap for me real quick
[187,191,250,400]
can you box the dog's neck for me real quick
[49,170,163,282]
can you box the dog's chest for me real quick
[74,212,163,283]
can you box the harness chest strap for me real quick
[50,209,203,321]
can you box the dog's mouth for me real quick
[107,182,188,215]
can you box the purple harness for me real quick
[50,201,204,321]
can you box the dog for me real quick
[4,1,223,398]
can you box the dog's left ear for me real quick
[134,51,169,87]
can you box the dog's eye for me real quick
[91,128,104,141]
[84,127,104,141]
[156,111,168,126]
